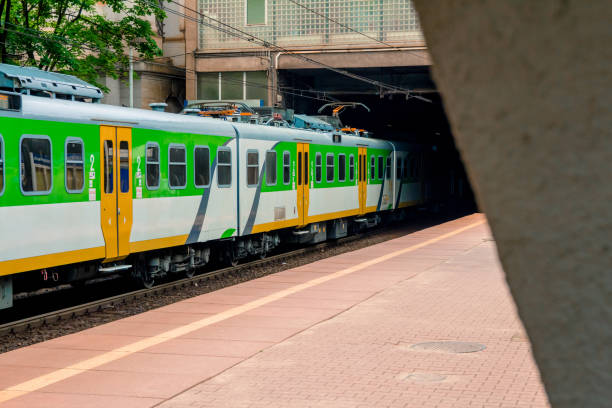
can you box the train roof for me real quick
[232,121,391,149]
[15,94,236,138]
[5,94,417,151]
[0,64,103,100]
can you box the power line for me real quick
[141,0,417,95]
[284,0,427,61]
[143,59,334,103]
[1,24,333,102]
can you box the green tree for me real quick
[0,0,165,89]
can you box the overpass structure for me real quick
[183,0,432,108]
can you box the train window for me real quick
[410,158,417,179]
[304,151,308,186]
[20,136,52,195]
[396,158,402,179]
[217,147,232,187]
[386,157,391,179]
[168,144,186,189]
[265,151,276,185]
[359,154,364,181]
[402,158,408,180]
[326,153,334,182]
[145,143,160,189]
[103,140,113,193]
[194,146,210,187]
[119,141,130,193]
[65,138,84,193]
[377,156,383,180]
[315,152,322,183]
[338,154,346,182]
[297,152,302,186]
[247,150,259,187]
[282,151,290,185]
[370,156,375,181]
[413,156,420,179]
[349,154,354,182]
[0,135,4,195]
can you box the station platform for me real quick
[0,214,550,408]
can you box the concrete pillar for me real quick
[413,1,611,407]
[268,53,278,107]
[184,0,198,101]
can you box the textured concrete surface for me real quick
[158,217,549,408]
[413,1,612,406]
[0,215,552,407]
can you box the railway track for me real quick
[0,232,366,337]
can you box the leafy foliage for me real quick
[0,0,165,90]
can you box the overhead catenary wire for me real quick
[284,0,428,61]
[140,0,418,95]
[1,24,334,103]
[37,2,424,97]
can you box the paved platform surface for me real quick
[0,214,550,407]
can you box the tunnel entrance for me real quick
[279,66,477,213]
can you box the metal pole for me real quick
[129,47,134,108]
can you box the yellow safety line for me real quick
[0,218,485,403]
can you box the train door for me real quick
[297,143,310,226]
[100,126,133,262]
[358,147,367,215]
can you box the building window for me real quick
[315,152,322,183]
[169,144,187,189]
[247,150,259,187]
[197,71,268,105]
[217,147,232,187]
[246,0,266,25]
[338,154,346,182]
[0,135,4,195]
[119,141,130,193]
[370,155,375,181]
[326,153,334,182]
[266,150,276,185]
[377,156,384,180]
[282,151,290,184]
[194,146,210,187]
[146,142,160,189]
[65,138,84,193]
[21,136,52,195]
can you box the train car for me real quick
[0,67,432,310]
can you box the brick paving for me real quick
[158,216,550,408]
[0,214,550,407]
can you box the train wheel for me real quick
[133,260,154,289]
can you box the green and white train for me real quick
[0,66,432,310]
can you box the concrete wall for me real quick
[413,1,612,407]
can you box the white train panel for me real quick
[0,201,104,262]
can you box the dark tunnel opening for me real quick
[280,66,477,213]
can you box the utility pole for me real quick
[129,47,134,108]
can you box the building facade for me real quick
[185,0,428,107]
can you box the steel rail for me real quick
[0,232,366,337]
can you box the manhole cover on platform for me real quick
[399,372,447,383]
[410,341,486,353]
